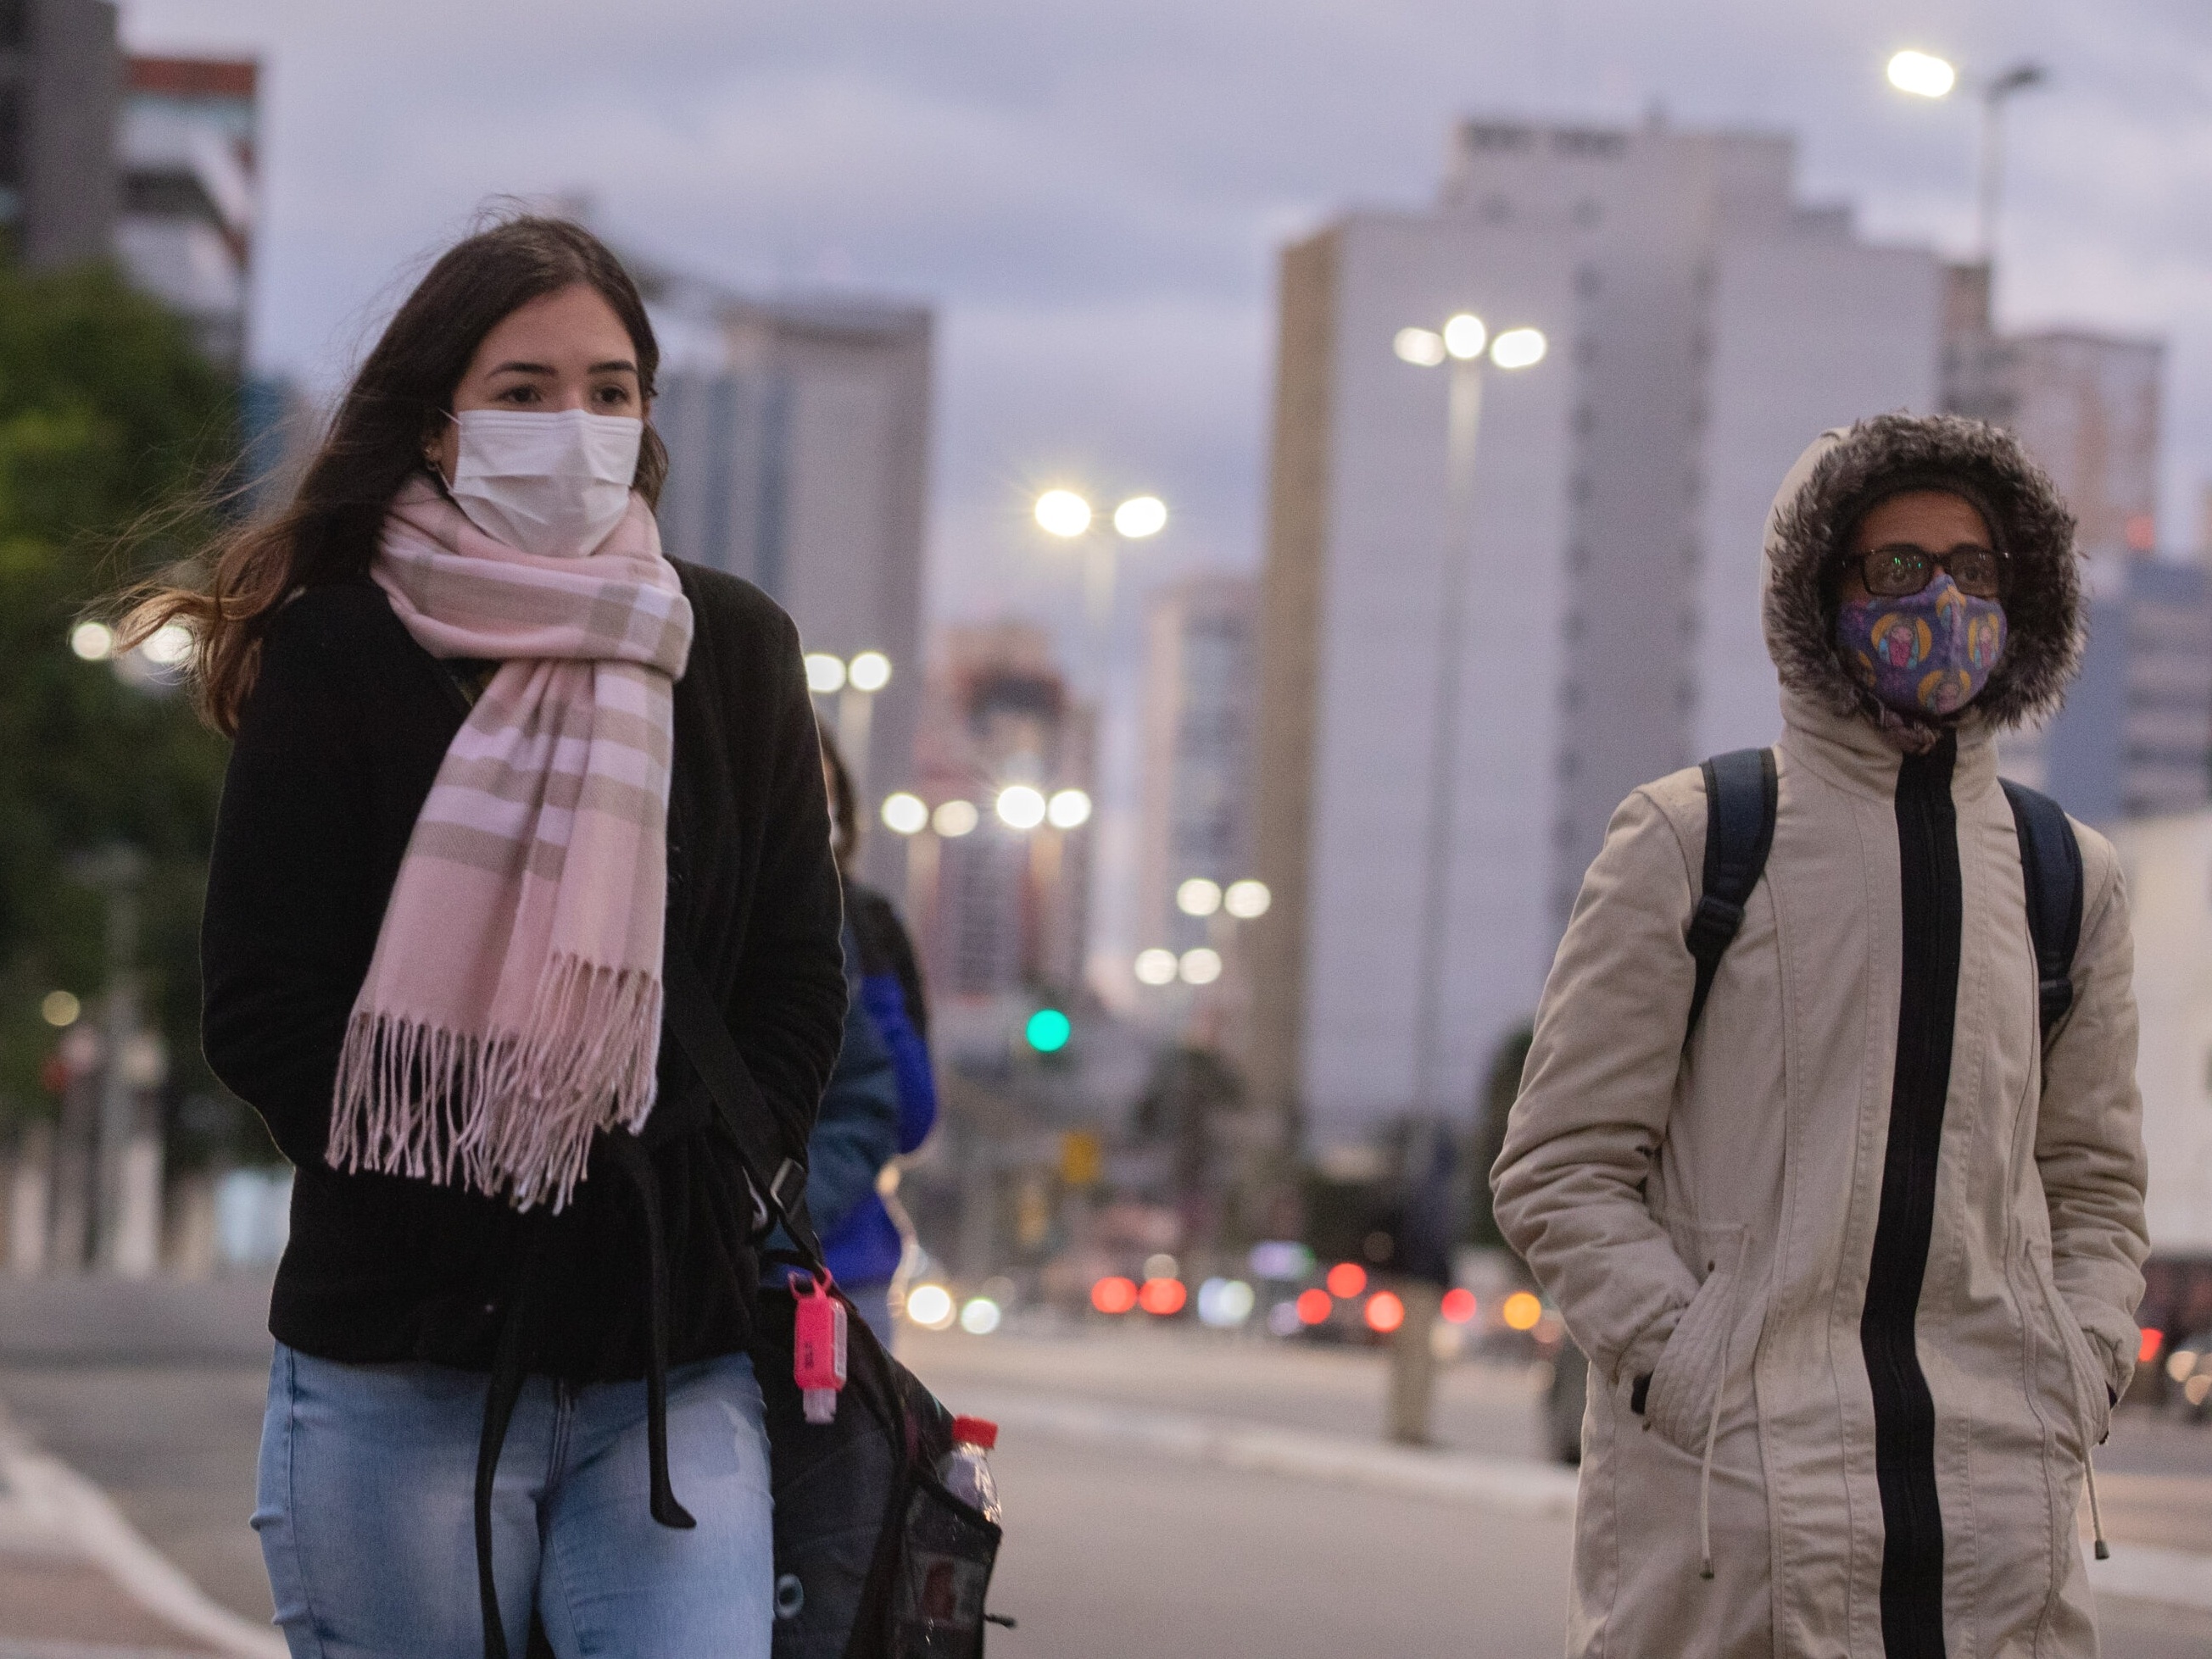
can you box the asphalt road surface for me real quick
[3,1279,2211,1657]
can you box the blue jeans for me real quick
[254,1344,772,1657]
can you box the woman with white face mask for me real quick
[123,218,847,1657]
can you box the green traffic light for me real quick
[1025,1007,1073,1054]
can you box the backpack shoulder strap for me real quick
[660,928,827,1266]
[2000,778,2085,1043]
[1685,748,1778,1041]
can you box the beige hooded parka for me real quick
[1492,415,2148,1658]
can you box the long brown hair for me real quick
[123,214,669,733]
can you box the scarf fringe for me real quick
[330,953,663,1212]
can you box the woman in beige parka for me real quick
[1491,413,2148,1659]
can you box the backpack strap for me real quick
[1686,748,1778,1041]
[2000,778,2085,1043]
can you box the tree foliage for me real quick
[1466,1018,1534,1251]
[0,259,240,1156]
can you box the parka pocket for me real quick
[1643,1222,1750,1458]
[2021,1239,2112,1450]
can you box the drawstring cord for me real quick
[1697,1231,1750,1583]
[2085,1450,2109,1561]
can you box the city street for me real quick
[4,1277,2212,1656]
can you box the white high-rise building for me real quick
[1249,116,1944,1149]
[649,287,933,890]
[1134,574,1258,966]
[114,55,259,369]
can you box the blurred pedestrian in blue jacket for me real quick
[808,731,938,1342]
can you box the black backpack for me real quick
[1685,747,2084,1043]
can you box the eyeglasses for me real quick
[1851,543,2009,600]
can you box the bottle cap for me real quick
[950,1415,998,1450]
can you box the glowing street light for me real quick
[1886,48,1958,98]
[1393,327,1446,367]
[1112,495,1167,538]
[70,621,115,662]
[1176,877,1223,918]
[933,799,979,838]
[1034,488,1094,537]
[1134,948,1179,987]
[804,652,847,693]
[996,785,1048,831]
[1178,947,1223,986]
[847,650,892,693]
[1223,879,1272,920]
[880,792,929,836]
[1488,327,1548,370]
[1441,312,1488,361]
[1046,788,1093,829]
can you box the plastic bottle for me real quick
[938,1416,1003,1523]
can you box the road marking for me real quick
[0,1430,285,1659]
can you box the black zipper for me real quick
[1862,737,1960,1659]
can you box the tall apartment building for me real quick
[649,285,933,890]
[1134,574,1258,966]
[1943,264,2206,821]
[908,623,1095,1002]
[2041,561,2212,823]
[0,0,117,268]
[1944,265,2163,562]
[1250,115,1942,1148]
[2108,810,2212,1253]
[114,55,259,368]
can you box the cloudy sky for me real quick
[128,0,2212,600]
[123,0,2212,959]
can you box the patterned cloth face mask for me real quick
[1838,575,2008,718]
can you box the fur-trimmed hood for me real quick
[1761,413,2081,733]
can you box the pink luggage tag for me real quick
[791,1270,848,1425]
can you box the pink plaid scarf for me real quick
[328,478,694,1211]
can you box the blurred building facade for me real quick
[1250,114,1944,1148]
[1,0,119,268]
[649,284,933,888]
[0,10,261,370]
[908,623,1095,1002]
[114,55,259,369]
[2028,560,2212,824]
[2109,811,2212,1254]
[1944,263,2210,823]
[1134,574,1257,964]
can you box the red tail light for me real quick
[1364,1291,1406,1333]
[1138,1278,1187,1316]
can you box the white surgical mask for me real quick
[443,408,644,558]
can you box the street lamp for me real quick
[1031,485,1168,627]
[1393,309,1547,1122]
[995,785,1048,831]
[803,649,895,799]
[880,792,929,836]
[1886,49,2048,264]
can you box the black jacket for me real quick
[202,560,847,1383]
